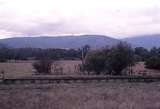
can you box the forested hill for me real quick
[123,34,160,49]
[0,35,119,49]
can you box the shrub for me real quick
[0,58,7,63]
[134,47,149,61]
[83,42,135,75]
[145,56,160,69]
[32,58,53,74]
[107,42,135,75]
[83,50,107,75]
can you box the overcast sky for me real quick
[0,0,160,39]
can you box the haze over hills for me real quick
[0,35,120,49]
[123,34,160,49]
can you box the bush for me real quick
[83,42,135,75]
[134,47,149,61]
[32,58,53,74]
[145,56,160,69]
[83,50,107,75]
[107,42,135,75]
[0,58,7,63]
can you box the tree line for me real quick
[134,47,160,69]
[82,42,134,75]
[0,47,82,62]
[1,42,160,75]
[81,44,160,75]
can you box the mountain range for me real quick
[123,34,160,49]
[0,34,160,49]
[0,35,119,49]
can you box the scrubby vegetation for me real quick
[145,56,160,69]
[134,46,160,70]
[32,58,53,74]
[83,49,107,75]
[134,47,149,61]
[0,47,82,62]
[1,42,160,73]
[144,47,160,69]
[83,42,135,75]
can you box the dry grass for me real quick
[132,62,160,76]
[0,62,33,78]
[0,60,82,78]
[0,61,160,78]
[0,82,159,109]
[0,61,160,109]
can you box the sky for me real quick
[0,0,160,39]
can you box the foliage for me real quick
[145,56,160,69]
[0,48,82,61]
[144,47,160,70]
[134,47,149,61]
[83,42,135,75]
[107,42,135,75]
[0,46,11,62]
[32,58,53,74]
[83,50,107,75]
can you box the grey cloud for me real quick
[0,19,92,37]
[0,0,160,38]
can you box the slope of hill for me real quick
[0,35,119,49]
[0,43,9,48]
[123,34,160,49]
